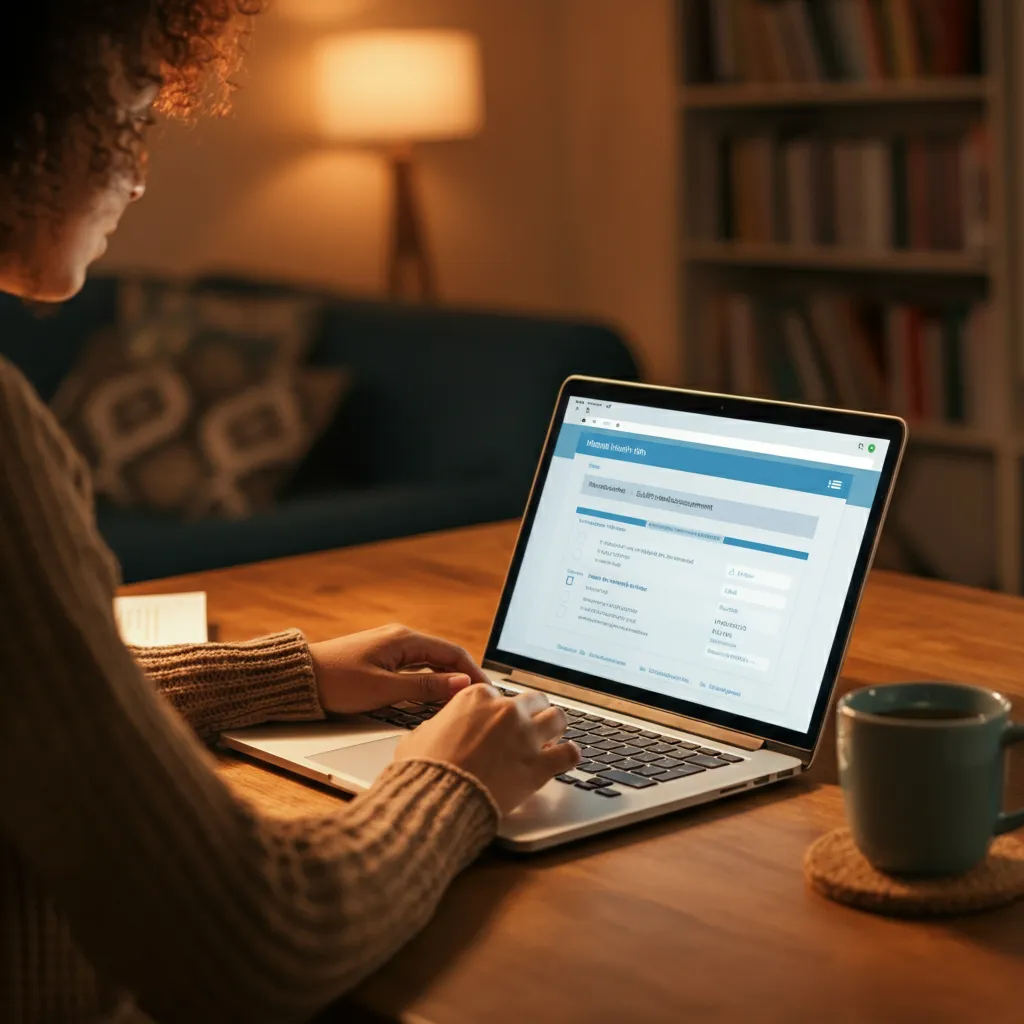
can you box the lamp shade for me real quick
[315,30,484,143]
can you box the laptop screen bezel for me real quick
[483,376,907,754]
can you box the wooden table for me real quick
[125,522,1024,1024]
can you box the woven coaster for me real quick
[804,828,1024,917]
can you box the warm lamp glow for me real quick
[315,30,484,143]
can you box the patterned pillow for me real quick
[53,280,348,519]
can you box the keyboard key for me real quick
[497,687,517,697]
[588,778,613,787]
[657,737,682,746]
[614,745,644,759]
[649,743,677,755]
[615,758,647,773]
[555,774,577,784]
[610,730,642,744]
[582,713,604,722]
[697,747,722,757]
[564,707,585,718]
[594,751,627,764]
[593,739,627,752]
[638,730,660,739]
[628,736,658,748]
[717,753,745,763]
[392,700,421,710]
[635,764,668,777]
[685,754,731,769]
[393,713,421,728]
[368,710,399,722]
[656,764,707,781]
[590,725,619,737]
[579,746,605,761]
[576,761,607,774]
[650,756,685,770]
[563,728,587,740]
[598,768,656,789]
[634,751,663,763]
[575,780,602,790]
[676,740,701,750]
[594,787,621,798]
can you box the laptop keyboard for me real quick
[366,684,746,798]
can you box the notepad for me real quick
[113,592,209,647]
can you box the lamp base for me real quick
[387,148,436,303]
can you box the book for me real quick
[782,308,831,403]
[710,0,740,81]
[689,0,982,82]
[725,293,762,394]
[921,315,946,420]
[806,295,863,407]
[861,139,892,249]
[888,0,921,77]
[113,592,208,647]
[782,137,816,244]
[833,140,865,247]
[961,122,991,251]
[884,305,910,414]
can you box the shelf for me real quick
[685,241,990,275]
[680,78,991,110]
[907,422,1001,451]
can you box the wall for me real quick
[102,0,679,382]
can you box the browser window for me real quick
[497,396,889,734]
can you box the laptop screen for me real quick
[490,387,901,748]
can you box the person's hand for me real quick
[394,683,581,816]
[309,624,489,715]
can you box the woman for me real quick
[0,4,580,1021]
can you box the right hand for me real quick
[394,684,581,816]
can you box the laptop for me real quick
[222,376,906,852]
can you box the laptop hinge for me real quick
[506,670,765,752]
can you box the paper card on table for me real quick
[113,592,208,647]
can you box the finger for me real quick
[513,688,551,718]
[531,705,568,746]
[390,631,489,683]
[536,740,581,779]
[388,671,473,705]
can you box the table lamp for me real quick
[315,30,484,302]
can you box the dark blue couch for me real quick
[0,275,639,581]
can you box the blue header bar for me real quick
[554,424,880,508]
[575,431,853,501]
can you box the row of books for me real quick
[691,127,990,251]
[685,0,983,84]
[705,291,996,426]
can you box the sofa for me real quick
[0,275,639,582]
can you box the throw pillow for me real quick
[53,280,348,519]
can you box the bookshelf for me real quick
[677,0,1020,592]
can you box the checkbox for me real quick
[565,575,574,586]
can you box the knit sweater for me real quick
[0,355,499,1023]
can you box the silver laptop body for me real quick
[222,378,906,852]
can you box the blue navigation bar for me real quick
[723,537,809,560]
[576,506,648,527]
[575,431,853,500]
[576,507,811,560]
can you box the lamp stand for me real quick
[386,145,436,303]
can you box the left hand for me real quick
[308,623,490,715]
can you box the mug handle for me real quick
[995,722,1024,835]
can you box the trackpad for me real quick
[309,736,401,782]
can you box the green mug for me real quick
[837,682,1024,875]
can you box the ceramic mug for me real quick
[837,682,1024,874]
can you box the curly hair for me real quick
[0,0,266,235]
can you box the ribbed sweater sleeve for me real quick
[0,358,498,1023]
[129,632,325,741]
